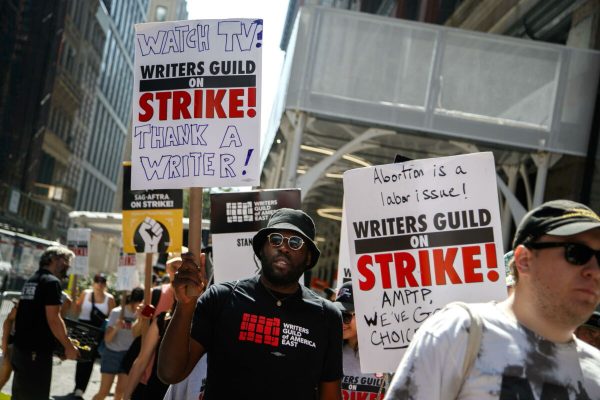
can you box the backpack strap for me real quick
[446,301,483,398]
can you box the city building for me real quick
[261,0,600,287]
[0,0,106,239]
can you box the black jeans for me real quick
[75,358,95,392]
[11,345,53,399]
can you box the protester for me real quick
[335,281,387,399]
[385,199,600,399]
[162,356,207,400]
[11,246,79,399]
[0,299,17,391]
[504,250,516,295]
[575,310,600,349]
[71,273,116,399]
[123,256,182,398]
[122,303,176,400]
[158,208,344,399]
[92,287,144,400]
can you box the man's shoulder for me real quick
[206,276,258,296]
[418,302,500,339]
[36,269,60,285]
[299,285,340,315]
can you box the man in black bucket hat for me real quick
[159,208,343,400]
[387,200,600,399]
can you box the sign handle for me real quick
[144,253,153,305]
[187,187,205,296]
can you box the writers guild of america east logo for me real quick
[226,202,254,223]
[225,200,280,223]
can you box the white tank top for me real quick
[79,289,110,321]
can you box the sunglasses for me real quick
[341,312,355,324]
[267,233,305,251]
[94,279,107,284]
[525,242,600,266]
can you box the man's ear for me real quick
[514,245,531,274]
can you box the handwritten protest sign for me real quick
[210,189,300,282]
[343,152,506,373]
[67,228,91,276]
[122,163,183,253]
[131,19,262,189]
[116,252,140,291]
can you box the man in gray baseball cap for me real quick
[386,199,600,399]
[159,208,343,400]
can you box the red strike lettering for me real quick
[138,88,254,121]
[357,244,493,290]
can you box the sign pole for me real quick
[187,187,204,296]
[144,253,153,305]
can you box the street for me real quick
[1,356,108,400]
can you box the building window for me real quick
[155,6,168,22]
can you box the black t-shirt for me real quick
[191,275,343,400]
[14,268,63,352]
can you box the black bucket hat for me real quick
[513,200,600,248]
[252,208,321,268]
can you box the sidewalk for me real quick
[1,357,110,400]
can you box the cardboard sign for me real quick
[116,252,139,291]
[67,228,91,276]
[343,152,506,373]
[122,163,183,253]
[210,189,300,282]
[131,18,262,189]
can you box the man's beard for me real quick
[260,253,305,286]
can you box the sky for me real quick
[187,0,291,154]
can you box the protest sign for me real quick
[336,205,352,287]
[131,18,262,189]
[116,252,140,291]
[343,152,506,373]
[210,189,300,282]
[67,228,91,276]
[122,163,183,253]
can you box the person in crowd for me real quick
[122,302,177,400]
[385,199,600,399]
[575,310,600,349]
[162,356,207,400]
[335,281,387,399]
[11,246,79,399]
[158,208,343,399]
[0,299,17,391]
[124,256,182,398]
[71,273,116,399]
[92,287,144,400]
[504,250,516,295]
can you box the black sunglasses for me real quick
[525,242,600,266]
[267,233,304,251]
[341,312,355,324]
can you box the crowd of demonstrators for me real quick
[121,256,182,399]
[11,246,79,399]
[71,273,116,399]
[385,200,600,399]
[92,287,144,400]
[122,298,176,400]
[334,281,387,399]
[158,208,344,400]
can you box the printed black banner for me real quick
[354,227,494,254]
[139,74,256,92]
